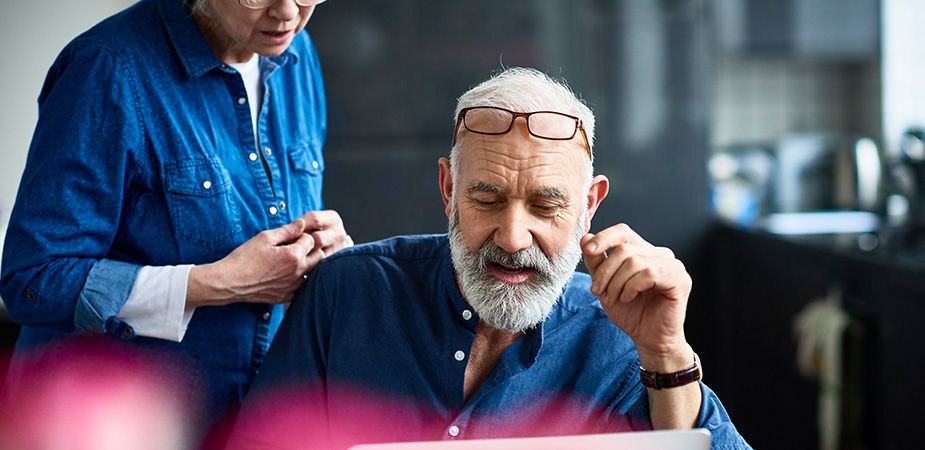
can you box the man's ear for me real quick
[438,157,454,219]
[584,175,609,232]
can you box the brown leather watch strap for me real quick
[639,352,701,390]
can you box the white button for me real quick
[237,97,246,105]
[249,152,258,161]
[312,161,319,169]
[202,180,212,190]
[461,310,472,320]
[262,312,271,321]
[268,206,278,215]
[454,350,465,361]
[448,425,460,437]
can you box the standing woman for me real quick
[0,0,348,441]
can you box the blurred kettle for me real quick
[774,133,883,213]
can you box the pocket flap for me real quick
[165,158,231,197]
[288,142,324,175]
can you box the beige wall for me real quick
[0,0,136,255]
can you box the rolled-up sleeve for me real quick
[0,41,144,335]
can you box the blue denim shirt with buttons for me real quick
[231,235,751,449]
[0,0,326,428]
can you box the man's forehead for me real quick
[458,142,584,198]
[460,133,584,165]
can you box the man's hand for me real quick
[186,210,349,308]
[580,223,693,372]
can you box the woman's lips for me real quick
[260,30,292,44]
[489,263,535,285]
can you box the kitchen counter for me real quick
[699,223,925,449]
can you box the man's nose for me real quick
[493,205,534,254]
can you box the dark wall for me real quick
[310,0,715,263]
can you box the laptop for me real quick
[348,429,711,450]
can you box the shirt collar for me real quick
[157,0,299,79]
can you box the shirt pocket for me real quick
[286,141,324,212]
[164,158,242,249]
[288,141,324,175]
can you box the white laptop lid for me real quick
[348,429,711,450]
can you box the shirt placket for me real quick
[251,305,275,376]
[443,321,544,440]
[444,304,476,440]
[224,62,288,229]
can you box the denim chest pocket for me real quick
[164,158,242,248]
[286,142,324,212]
[288,142,324,175]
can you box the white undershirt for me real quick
[116,55,264,342]
[230,55,263,145]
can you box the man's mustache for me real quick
[474,238,553,277]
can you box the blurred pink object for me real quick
[0,337,192,450]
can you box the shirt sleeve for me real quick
[0,40,145,335]
[117,265,196,342]
[696,383,753,449]
[228,260,336,448]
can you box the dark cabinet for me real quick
[700,224,924,449]
[715,0,880,59]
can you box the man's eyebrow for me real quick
[530,187,569,203]
[467,182,504,194]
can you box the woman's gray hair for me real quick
[449,67,596,185]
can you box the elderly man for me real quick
[229,67,750,449]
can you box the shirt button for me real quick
[202,180,212,190]
[461,309,472,320]
[279,201,286,210]
[311,160,319,169]
[454,350,466,361]
[249,152,258,161]
[262,311,271,321]
[237,97,246,105]
[268,206,278,215]
[264,147,272,156]
[448,425,460,437]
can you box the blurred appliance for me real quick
[882,128,925,246]
[774,133,883,213]
[708,144,776,226]
[898,129,925,222]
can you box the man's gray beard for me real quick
[448,206,585,332]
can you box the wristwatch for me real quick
[639,352,701,390]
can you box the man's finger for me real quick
[616,266,659,303]
[583,223,650,257]
[581,233,606,273]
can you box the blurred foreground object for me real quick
[0,337,192,450]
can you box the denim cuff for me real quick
[74,259,142,334]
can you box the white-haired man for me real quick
[229,67,750,449]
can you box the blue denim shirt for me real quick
[0,0,326,428]
[231,235,751,449]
